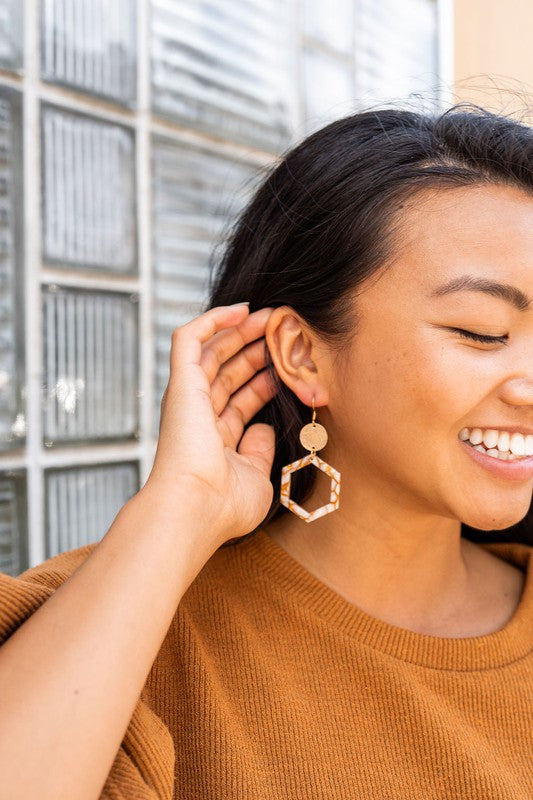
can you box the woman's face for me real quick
[268,183,533,533]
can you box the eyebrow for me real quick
[429,274,531,312]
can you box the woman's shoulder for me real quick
[473,538,532,590]
[477,537,532,566]
[179,533,263,608]
[0,544,98,645]
[5,530,258,610]
[463,538,531,635]
[15,543,98,588]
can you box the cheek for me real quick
[397,341,486,435]
[347,337,468,443]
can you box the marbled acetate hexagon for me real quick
[280,452,341,522]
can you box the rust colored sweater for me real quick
[1,529,532,799]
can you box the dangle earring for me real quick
[280,396,341,522]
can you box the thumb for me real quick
[237,423,276,479]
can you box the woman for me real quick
[0,104,532,799]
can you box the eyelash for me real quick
[451,328,509,345]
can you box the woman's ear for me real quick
[264,306,330,407]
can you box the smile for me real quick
[458,429,533,483]
[458,427,533,460]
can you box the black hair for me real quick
[205,102,533,547]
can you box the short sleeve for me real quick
[0,547,175,799]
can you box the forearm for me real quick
[0,483,216,800]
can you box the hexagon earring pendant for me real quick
[280,396,341,522]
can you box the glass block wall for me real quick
[41,105,137,271]
[0,0,447,575]
[45,461,139,558]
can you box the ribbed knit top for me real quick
[244,530,533,671]
[1,529,532,799]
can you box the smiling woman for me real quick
[208,103,533,552]
[1,103,532,800]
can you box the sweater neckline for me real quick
[241,529,533,671]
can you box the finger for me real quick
[199,307,274,385]
[237,423,276,480]
[216,368,277,450]
[210,338,267,417]
[171,303,251,376]
[167,304,252,407]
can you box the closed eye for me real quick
[451,328,509,345]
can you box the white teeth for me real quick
[497,431,510,452]
[458,427,533,459]
[509,432,525,456]
[483,448,525,461]
[488,450,522,461]
[469,428,483,445]
[482,429,499,449]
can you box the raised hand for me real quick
[146,303,279,544]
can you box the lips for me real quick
[460,438,533,482]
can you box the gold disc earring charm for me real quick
[299,397,328,453]
[280,395,341,523]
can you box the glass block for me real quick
[354,0,439,108]
[0,0,23,72]
[45,461,139,558]
[0,88,25,452]
[0,470,28,577]
[41,104,137,273]
[152,135,261,435]
[303,48,356,133]
[41,0,136,107]
[42,286,139,445]
[150,0,292,153]
[303,0,354,55]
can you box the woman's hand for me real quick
[144,303,278,545]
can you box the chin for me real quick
[460,508,528,532]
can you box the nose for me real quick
[498,376,533,408]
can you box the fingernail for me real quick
[230,301,250,306]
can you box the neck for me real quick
[263,486,520,637]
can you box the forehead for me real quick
[371,183,533,301]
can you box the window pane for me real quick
[354,0,439,107]
[45,461,139,558]
[41,0,136,107]
[303,47,356,133]
[41,104,137,273]
[0,88,25,451]
[151,0,292,152]
[0,0,23,72]
[151,136,261,435]
[0,470,27,576]
[42,286,139,444]
[303,0,354,55]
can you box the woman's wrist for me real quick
[118,478,228,580]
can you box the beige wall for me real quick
[453,0,533,118]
